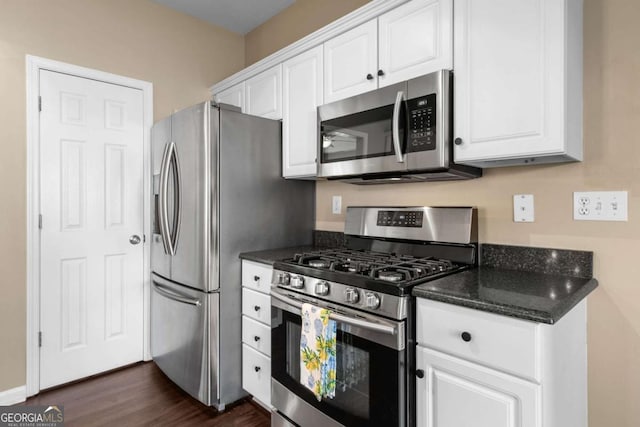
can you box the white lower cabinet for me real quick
[416,298,587,427]
[242,343,271,407]
[241,259,273,408]
[416,346,540,427]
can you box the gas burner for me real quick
[308,259,330,269]
[377,271,405,282]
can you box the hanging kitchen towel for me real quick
[300,303,337,401]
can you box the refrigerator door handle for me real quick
[152,279,201,307]
[159,141,181,256]
[158,142,172,255]
[168,141,181,255]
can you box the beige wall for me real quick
[0,0,244,391]
[245,0,371,66]
[247,0,640,425]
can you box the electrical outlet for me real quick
[573,191,628,221]
[332,195,342,214]
[513,194,535,222]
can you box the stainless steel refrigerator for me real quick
[150,101,315,409]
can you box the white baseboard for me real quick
[0,385,27,405]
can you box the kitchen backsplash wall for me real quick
[0,0,244,393]
[247,0,640,426]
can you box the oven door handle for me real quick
[271,291,398,336]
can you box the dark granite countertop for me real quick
[239,231,346,265]
[239,246,321,266]
[412,267,598,324]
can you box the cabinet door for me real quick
[324,19,378,103]
[242,343,271,407]
[453,0,577,166]
[245,65,282,119]
[378,0,453,88]
[214,82,244,111]
[416,346,540,427]
[282,46,323,178]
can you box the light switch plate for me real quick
[513,194,535,222]
[573,191,628,221]
[332,195,342,214]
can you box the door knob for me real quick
[129,235,142,245]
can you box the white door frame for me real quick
[26,55,153,397]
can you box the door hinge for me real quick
[38,96,42,112]
[143,234,146,243]
[38,332,42,347]
[38,214,42,229]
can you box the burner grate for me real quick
[291,248,460,285]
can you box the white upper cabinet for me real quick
[244,64,283,119]
[378,0,453,87]
[214,82,244,111]
[453,0,583,167]
[282,46,324,178]
[324,0,453,104]
[324,19,378,104]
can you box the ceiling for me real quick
[153,0,296,35]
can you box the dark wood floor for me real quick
[24,362,270,427]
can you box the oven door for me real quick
[271,289,406,427]
[318,82,408,179]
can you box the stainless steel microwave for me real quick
[317,70,481,184]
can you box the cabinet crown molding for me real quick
[209,0,409,95]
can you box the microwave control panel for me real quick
[407,94,436,152]
[377,210,424,228]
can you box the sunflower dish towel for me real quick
[300,303,337,401]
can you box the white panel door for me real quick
[416,346,540,427]
[244,65,282,119]
[214,82,245,111]
[39,70,144,389]
[324,19,378,103]
[453,0,567,164]
[282,45,323,178]
[378,0,453,87]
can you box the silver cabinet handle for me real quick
[129,235,141,245]
[270,290,397,336]
[152,279,201,307]
[392,90,405,163]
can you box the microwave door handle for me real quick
[392,90,405,163]
[270,290,397,336]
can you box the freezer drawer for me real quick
[151,273,219,406]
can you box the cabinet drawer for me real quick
[242,288,271,325]
[416,298,540,381]
[242,344,271,406]
[242,260,273,295]
[242,316,271,356]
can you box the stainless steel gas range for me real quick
[269,206,478,427]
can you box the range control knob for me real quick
[315,281,330,296]
[277,272,290,287]
[344,288,360,304]
[364,292,381,309]
[290,275,305,289]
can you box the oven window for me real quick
[273,310,403,427]
[320,104,405,164]
[286,322,371,419]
